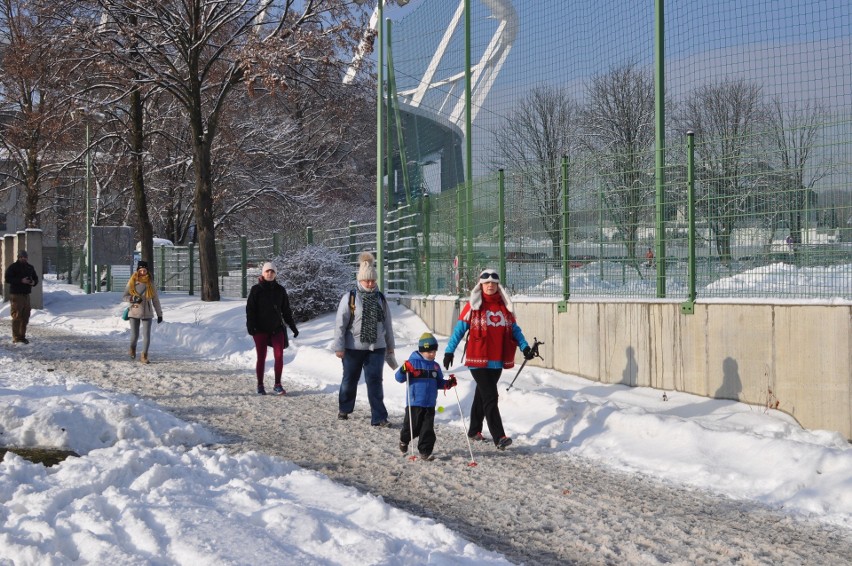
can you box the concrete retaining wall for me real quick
[402,296,852,441]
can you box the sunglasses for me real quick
[479,271,500,281]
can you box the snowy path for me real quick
[17,323,852,565]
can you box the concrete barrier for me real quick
[401,296,852,441]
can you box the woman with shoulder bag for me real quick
[123,260,163,364]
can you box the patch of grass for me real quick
[1,447,80,467]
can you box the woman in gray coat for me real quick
[333,252,395,426]
[123,260,163,364]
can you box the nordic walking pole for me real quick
[451,377,478,467]
[405,371,417,461]
[506,338,544,392]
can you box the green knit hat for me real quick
[418,332,438,352]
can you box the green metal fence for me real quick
[58,174,851,300]
[419,142,851,300]
[378,0,852,301]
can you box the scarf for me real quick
[358,287,383,344]
[465,291,517,368]
[128,272,155,299]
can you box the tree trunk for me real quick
[130,87,154,268]
[191,124,221,301]
[25,151,39,228]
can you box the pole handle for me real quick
[506,337,544,391]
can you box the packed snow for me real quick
[1,277,850,564]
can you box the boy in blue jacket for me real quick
[396,333,457,460]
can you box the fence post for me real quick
[79,251,86,290]
[654,0,666,298]
[456,187,464,295]
[106,265,112,292]
[561,157,570,301]
[306,226,313,245]
[681,131,696,315]
[175,246,181,292]
[498,169,506,284]
[188,243,195,296]
[159,245,166,291]
[599,179,605,281]
[348,220,356,266]
[240,236,248,299]
[423,194,431,295]
[273,232,281,257]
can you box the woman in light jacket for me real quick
[333,252,395,427]
[123,260,163,364]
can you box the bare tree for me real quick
[90,0,370,300]
[582,62,655,264]
[0,0,78,229]
[212,80,373,238]
[680,78,767,265]
[767,96,828,258]
[490,85,583,258]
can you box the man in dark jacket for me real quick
[4,250,39,344]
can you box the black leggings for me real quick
[400,406,437,455]
[468,368,505,444]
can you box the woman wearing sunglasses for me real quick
[443,268,535,450]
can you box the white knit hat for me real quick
[261,262,276,273]
[356,251,377,281]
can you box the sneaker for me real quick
[372,420,391,428]
[272,384,286,395]
[468,432,486,442]
[419,453,434,461]
[399,441,409,454]
[497,436,513,450]
[257,386,266,395]
[337,412,349,420]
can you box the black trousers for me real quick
[400,406,437,455]
[468,367,505,444]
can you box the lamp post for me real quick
[73,108,104,294]
[376,0,385,290]
[84,120,93,294]
[356,0,409,290]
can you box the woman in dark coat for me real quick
[246,262,298,395]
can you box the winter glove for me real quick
[402,360,422,377]
[291,327,299,338]
[522,346,535,360]
[443,353,453,370]
[157,316,163,324]
[445,375,458,389]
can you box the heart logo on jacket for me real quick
[486,310,507,327]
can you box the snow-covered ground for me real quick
[1,278,850,564]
